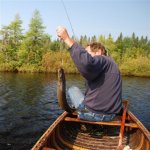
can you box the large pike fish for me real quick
[57,68,75,113]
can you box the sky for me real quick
[0,0,150,40]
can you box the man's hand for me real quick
[56,26,75,47]
[56,26,69,41]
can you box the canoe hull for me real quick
[32,111,150,150]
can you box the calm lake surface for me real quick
[0,72,150,150]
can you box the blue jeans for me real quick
[68,86,115,122]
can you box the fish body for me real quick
[57,68,75,113]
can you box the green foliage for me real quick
[0,14,23,62]
[98,35,106,45]
[124,47,144,58]
[120,56,150,77]
[21,10,50,64]
[0,10,150,76]
[0,53,5,63]
[0,63,13,72]
[18,63,43,73]
[105,34,116,56]
[0,61,19,72]
[41,50,77,73]
[49,40,60,51]
[79,35,88,47]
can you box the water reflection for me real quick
[0,72,149,149]
[122,76,150,130]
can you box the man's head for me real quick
[85,42,107,57]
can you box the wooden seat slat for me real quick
[64,117,138,128]
[42,147,56,150]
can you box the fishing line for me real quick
[60,0,76,67]
[60,41,64,67]
[61,0,76,39]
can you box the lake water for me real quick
[0,72,150,150]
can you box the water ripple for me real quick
[0,73,149,150]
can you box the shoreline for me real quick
[0,69,149,78]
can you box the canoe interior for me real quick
[32,112,150,150]
[45,122,148,150]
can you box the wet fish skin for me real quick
[57,68,75,113]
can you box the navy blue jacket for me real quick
[69,43,122,114]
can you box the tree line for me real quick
[0,10,150,76]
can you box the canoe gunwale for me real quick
[31,111,68,150]
[32,111,150,150]
[127,111,150,141]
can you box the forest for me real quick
[0,10,150,77]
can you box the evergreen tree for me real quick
[19,10,48,64]
[79,35,88,47]
[115,32,124,62]
[50,39,61,51]
[91,35,97,42]
[8,14,24,61]
[98,35,106,45]
[0,26,10,62]
[139,36,150,55]
[105,34,116,56]
[0,14,23,62]
[79,35,84,46]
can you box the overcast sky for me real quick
[0,0,150,40]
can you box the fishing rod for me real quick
[61,0,76,39]
[61,0,110,56]
[59,0,76,67]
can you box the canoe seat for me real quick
[64,100,138,128]
[64,100,133,150]
[64,117,138,128]
[42,147,56,150]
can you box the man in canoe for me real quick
[56,26,123,122]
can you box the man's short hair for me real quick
[87,42,107,56]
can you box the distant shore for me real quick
[0,56,149,78]
[1,10,150,78]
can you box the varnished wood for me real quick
[32,109,150,150]
[32,111,68,150]
[64,117,138,128]
[42,147,56,150]
[117,100,128,150]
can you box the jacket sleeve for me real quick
[68,43,107,81]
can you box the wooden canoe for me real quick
[32,111,150,150]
